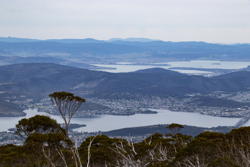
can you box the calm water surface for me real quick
[93,60,250,74]
[0,109,248,133]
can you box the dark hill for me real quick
[211,71,250,92]
[1,63,250,99]
[1,63,250,116]
[0,63,110,96]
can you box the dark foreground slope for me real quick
[103,124,232,137]
[1,63,250,97]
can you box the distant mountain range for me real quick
[0,37,159,43]
[0,37,250,64]
[1,63,250,116]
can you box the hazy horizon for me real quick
[1,36,250,45]
[1,0,250,44]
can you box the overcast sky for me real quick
[0,0,250,43]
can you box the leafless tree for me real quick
[113,138,174,167]
[42,145,57,167]
[176,155,209,167]
[220,136,250,167]
[86,136,96,167]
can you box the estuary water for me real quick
[0,109,248,133]
[92,60,250,75]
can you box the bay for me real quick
[0,109,246,133]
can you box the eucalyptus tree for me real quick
[16,115,65,138]
[49,92,86,135]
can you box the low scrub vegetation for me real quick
[0,116,250,167]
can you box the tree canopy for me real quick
[16,115,65,138]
